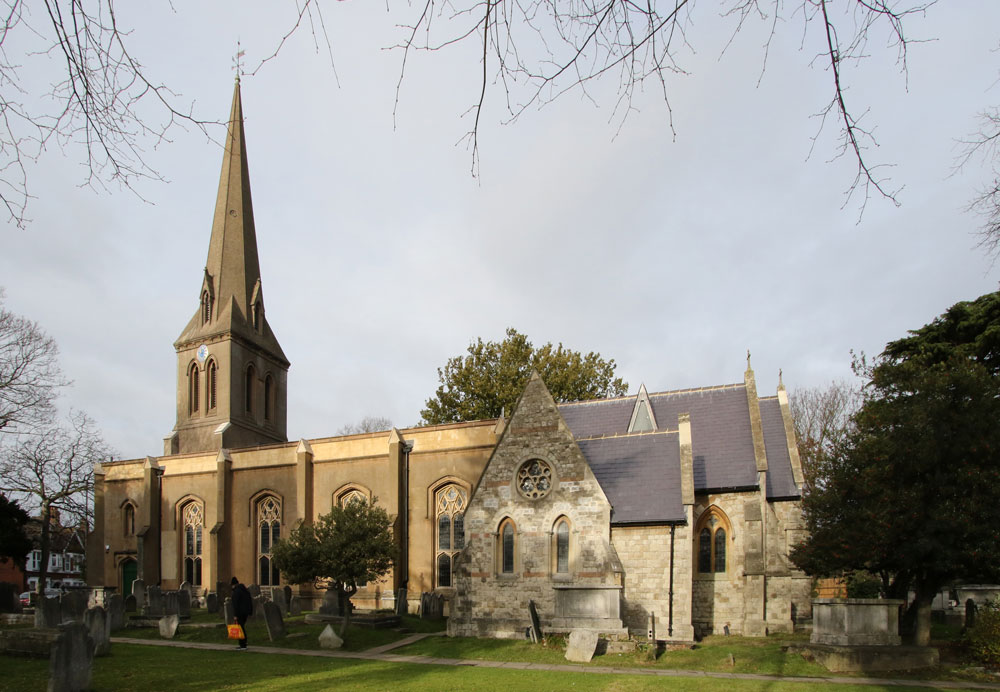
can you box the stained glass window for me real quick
[257,496,280,586]
[435,485,467,588]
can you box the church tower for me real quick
[166,79,289,455]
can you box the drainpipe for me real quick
[668,525,675,637]
[401,441,414,590]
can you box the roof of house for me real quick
[559,380,800,525]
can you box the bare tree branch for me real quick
[958,106,1000,257]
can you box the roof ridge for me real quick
[648,382,744,397]
[577,429,679,441]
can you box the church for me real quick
[87,80,812,640]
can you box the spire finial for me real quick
[233,40,246,82]
[778,368,783,386]
[746,349,751,370]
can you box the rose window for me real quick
[516,459,553,500]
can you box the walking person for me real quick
[231,576,253,650]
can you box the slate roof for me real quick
[558,381,800,524]
[759,397,801,499]
[577,433,685,524]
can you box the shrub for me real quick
[964,599,1000,668]
[844,571,881,599]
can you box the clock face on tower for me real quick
[196,344,209,364]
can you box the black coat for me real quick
[232,584,253,619]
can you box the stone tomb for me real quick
[262,601,286,641]
[49,622,94,692]
[811,599,903,647]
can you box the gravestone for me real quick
[565,629,599,663]
[84,606,110,657]
[270,588,288,617]
[123,594,136,613]
[131,579,145,609]
[395,588,408,616]
[205,593,218,614]
[647,612,656,643]
[0,582,18,613]
[283,585,292,609]
[289,596,302,616]
[251,595,264,622]
[158,614,179,639]
[419,592,443,620]
[106,594,124,632]
[216,580,231,603]
[319,590,340,616]
[248,583,261,599]
[179,581,192,598]
[164,591,179,616]
[144,586,163,617]
[177,589,191,618]
[49,622,94,692]
[528,600,543,643]
[223,597,235,624]
[966,599,978,629]
[60,591,88,623]
[262,601,286,641]
[36,596,61,628]
[318,624,343,650]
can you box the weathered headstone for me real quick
[270,587,288,617]
[223,597,235,624]
[84,606,111,657]
[251,595,264,622]
[283,585,292,609]
[528,600,543,643]
[106,594,124,632]
[158,614,179,639]
[36,596,61,629]
[966,599,978,629]
[248,583,261,599]
[318,624,343,650]
[131,579,146,609]
[565,629,599,663]
[319,590,340,616]
[179,581,192,598]
[0,582,19,613]
[216,580,231,603]
[123,594,136,613]
[395,588,408,616]
[49,622,94,692]
[289,595,302,616]
[420,592,443,619]
[647,612,656,643]
[262,601,286,641]
[60,591,88,623]
[205,592,218,614]
[144,586,163,617]
[164,591,179,616]
[177,589,191,618]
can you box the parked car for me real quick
[19,588,61,606]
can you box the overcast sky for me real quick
[2,2,998,459]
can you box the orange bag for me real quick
[227,623,245,640]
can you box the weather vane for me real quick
[233,40,246,81]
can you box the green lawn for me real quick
[0,643,976,692]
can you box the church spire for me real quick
[205,78,261,325]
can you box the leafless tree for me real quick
[336,415,394,435]
[789,378,861,489]
[0,0,208,228]
[0,290,67,435]
[0,411,113,594]
[959,107,1000,256]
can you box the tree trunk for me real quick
[35,501,51,597]
[910,582,936,647]
[338,586,355,638]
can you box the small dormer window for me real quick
[201,291,212,324]
[627,384,658,433]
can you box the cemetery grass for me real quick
[0,643,974,692]
[116,613,443,652]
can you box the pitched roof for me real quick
[577,433,685,524]
[759,397,800,499]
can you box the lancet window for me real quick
[183,502,203,587]
[434,485,466,588]
[257,496,281,586]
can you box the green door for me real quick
[121,559,137,598]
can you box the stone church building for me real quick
[88,80,812,639]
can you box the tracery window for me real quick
[123,502,136,537]
[188,363,199,415]
[553,516,570,574]
[183,502,203,587]
[435,486,466,587]
[257,496,281,586]
[207,360,218,410]
[498,518,516,574]
[245,364,256,415]
[339,490,367,507]
[516,459,553,500]
[696,508,730,574]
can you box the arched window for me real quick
[435,485,467,588]
[264,374,274,422]
[696,507,730,574]
[553,516,571,574]
[245,364,256,415]
[207,360,218,410]
[257,496,281,586]
[498,518,516,575]
[188,363,199,415]
[253,300,262,332]
[201,291,212,324]
[122,502,136,537]
[183,502,203,587]
[339,489,367,507]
